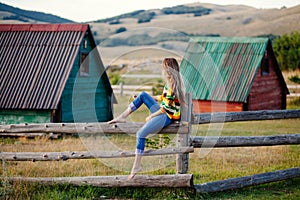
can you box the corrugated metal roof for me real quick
[180,37,269,102]
[0,24,88,109]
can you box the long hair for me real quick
[162,58,186,105]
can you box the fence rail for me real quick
[9,174,193,188]
[1,108,300,193]
[112,84,153,96]
[0,147,194,161]
[288,85,300,89]
[191,134,300,148]
[287,84,300,97]
[0,122,188,135]
[112,84,300,97]
[195,168,300,193]
[193,109,300,124]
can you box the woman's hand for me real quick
[145,115,152,122]
[145,109,164,122]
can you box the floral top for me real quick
[157,85,181,121]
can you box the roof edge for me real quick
[0,24,89,32]
[190,36,269,44]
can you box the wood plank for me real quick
[0,147,194,161]
[111,85,152,90]
[177,93,192,174]
[10,174,194,188]
[0,132,60,139]
[193,110,300,124]
[195,168,300,193]
[191,134,300,148]
[0,122,188,135]
[287,85,300,89]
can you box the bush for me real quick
[3,15,29,22]
[289,75,300,84]
[115,27,126,34]
[137,11,156,23]
[108,73,120,85]
[162,5,211,16]
[273,32,300,71]
[109,20,120,25]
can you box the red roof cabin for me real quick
[180,37,289,113]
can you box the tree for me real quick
[115,27,126,34]
[273,32,300,71]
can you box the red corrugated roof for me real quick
[0,24,90,110]
[0,24,88,32]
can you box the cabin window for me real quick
[80,52,89,76]
[261,52,269,76]
[83,40,87,49]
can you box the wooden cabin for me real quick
[0,24,113,124]
[180,37,289,113]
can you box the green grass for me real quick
[1,118,299,199]
[1,94,299,199]
[288,97,300,110]
[202,178,300,200]
[1,178,300,199]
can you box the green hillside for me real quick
[0,2,74,23]
[89,3,300,46]
[1,2,299,48]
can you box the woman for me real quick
[108,58,185,180]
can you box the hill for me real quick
[1,2,299,49]
[90,3,300,45]
[0,2,74,23]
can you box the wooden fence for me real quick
[287,84,300,97]
[112,83,153,96]
[1,100,300,192]
[112,84,300,97]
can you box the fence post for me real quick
[176,93,192,174]
[119,82,124,96]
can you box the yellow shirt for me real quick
[157,85,181,121]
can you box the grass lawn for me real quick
[1,94,299,199]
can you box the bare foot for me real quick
[128,167,141,180]
[107,116,126,124]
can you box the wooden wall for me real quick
[61,31,113,122]
[0,110,50,124]
[247,46,286,111]
[192,100,243,113]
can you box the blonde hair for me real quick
[163,58,186,105]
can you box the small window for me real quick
[83,40,87,49]
[261,52,269,76]
[80,52,89,76]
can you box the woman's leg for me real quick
[128,154,142,180]
[128,113,172,179]
[108,91,159,124]
[130,91,160,113]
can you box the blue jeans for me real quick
[129,92,173,155]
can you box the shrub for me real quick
[162,5,211,16]
[115,27,126,34]
[273,32,300,71]
[289,75,300,84]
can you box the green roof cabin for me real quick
[180,37,289,113]
[0,24,113,124]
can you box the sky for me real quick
[2,0,299,22]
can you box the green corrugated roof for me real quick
[180,37,269,102]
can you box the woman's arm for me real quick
[152,95,162,102]
[145,109,164,122]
